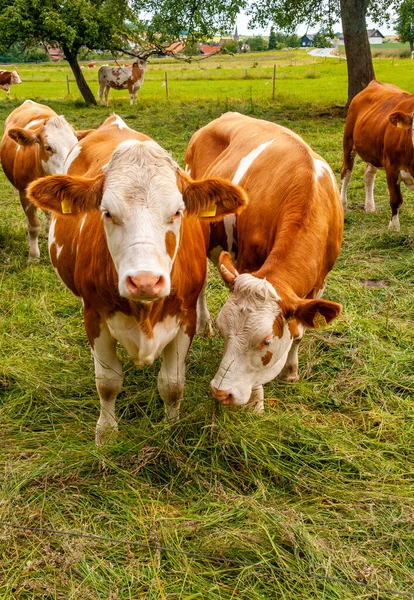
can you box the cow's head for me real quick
[27,140,247,302]
[210,252,342,406]
[11,71,22,85]
[7,116,87,175]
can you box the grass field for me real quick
[0,53,413,599]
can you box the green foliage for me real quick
[245,35,268,52]
[221,40,239,54]
[0,42,50,64]
[268,25,277,50]
[313,30,332,48]
[395,0,414,50]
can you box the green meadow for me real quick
[0,51,413,599]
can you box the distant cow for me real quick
[341,79,414,231]
[185,113,343,411]
[88,61,96,68]
[27,115,247,444]
[0,100,93,260]
[98,60,147,106]
[0,69,22,97]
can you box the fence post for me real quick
[66,75,70,95]
[272,64,276,100]
[165,71,169,100]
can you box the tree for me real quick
[395,0,414,52]
[313,30,332,48]
[0,0,135,105]
[246,0,393,105]
[268,26,277,49]
[245,35,267,51]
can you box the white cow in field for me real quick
[98,60,147,106]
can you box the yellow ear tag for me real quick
[61,199,72,214]
[397,122,403,129]
[199,204,217,218]
[313,311,327,329]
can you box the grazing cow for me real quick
[1,100,93,260]
[98,60,147,106]
[0,69,22,97]
[185,112,343,411]
[341,79,414,231]
[88,61,96,69]
[27,115,247,444]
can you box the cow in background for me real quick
[0,100,93,260]
[27,115,247,444]
[185,112,343,411]
[341,79,414,231]
[98,60,147,106]
[0,69,22,97]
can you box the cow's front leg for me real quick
[249,385,264,414]
[20,191,41,261]
[278,322,304,383]
[87,316,123,446]
[196,270,213,336]
[385,166,403,231]
[158,326,192,422]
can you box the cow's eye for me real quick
[45,145,54,153]
[170,209,183,222]
[103,210,112,219]
[259,337,273,349]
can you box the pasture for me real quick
[0,53,413,599]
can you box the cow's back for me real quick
[345,80,414,166]
[186,112,343,297]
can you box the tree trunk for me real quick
[340,0,375,107]
[63,45,97,105]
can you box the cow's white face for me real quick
[11,71,22,85]
[100,140,185,301]
[40,116,79,175]
[211,274,294,405]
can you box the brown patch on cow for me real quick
[165,230,177,259]
[273,314,284,338]
[262,351,273,366]
[288,319,300,339]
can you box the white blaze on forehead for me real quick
[63,143,82,174]
[313,158,337,188]
[111,114,131,130]
[25,119,44,130]
[232,273,281,307]
[232,139,275,184]
[41,116,78,175]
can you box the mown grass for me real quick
[0,61,413,599]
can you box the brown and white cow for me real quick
[185,112,343,411]
[0,69,22,97]
[27,114,247,444]
[98,60,147,106]
[341,79,414,231]
[1,100,92,260]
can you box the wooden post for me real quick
[165,71,169,100]
[66,75,70,95]
[272,64,276,100]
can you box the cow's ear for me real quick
[177,170,248,221]
[27,173,105,215]
[8,127,39,146]
[389,111,413,130]
[282,298,342,329]
[75,129,95,141]
[218,251,239,287]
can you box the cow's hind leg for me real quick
[196,270,213,336]
[19,191,41,261]
[89,319,123,446]
[385,166,403,231]
[364,164,378,213]
[103,85,110,107]
[158,326,192,421]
